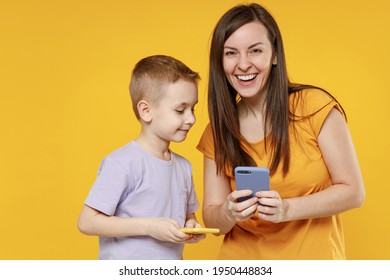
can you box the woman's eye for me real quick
[251,48,262,54]
[224,51,237,57]
[175,109,184,114]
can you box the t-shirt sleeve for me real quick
[181,160,199,215]
[84,157,129,216]
[196,123,215,159]
[294,89,345,138]
[187,174,199,215]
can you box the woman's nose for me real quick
[237,54,251,71]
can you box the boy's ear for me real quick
[137,100,152,122]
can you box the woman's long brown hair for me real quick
[208,3,344,177]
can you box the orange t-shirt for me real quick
[197,89,346,259]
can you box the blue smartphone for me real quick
[234,166,270,202]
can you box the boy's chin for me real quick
[171,136,187,143]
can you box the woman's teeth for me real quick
[237,74,257,81]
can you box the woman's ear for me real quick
[272,54,277,65]
[137,100,152,122]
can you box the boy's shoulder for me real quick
[105,141,192,172]
[170,150,190,163]
[104,141,140,164]
[170,151,193,175]
[106,142,190,163]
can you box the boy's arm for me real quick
[77,204,191,243]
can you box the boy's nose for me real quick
[186,112,196,125]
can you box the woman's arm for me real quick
[257,108,365,222]
[202,156,259,234]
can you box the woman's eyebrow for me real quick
[223,42,264,50]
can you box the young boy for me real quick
[78,55,205,260]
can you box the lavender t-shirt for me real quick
[84,141,199,259]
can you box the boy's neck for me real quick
[135,135,171,161]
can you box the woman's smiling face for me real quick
[223,21,276,99]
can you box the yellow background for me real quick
[1,0,389,259]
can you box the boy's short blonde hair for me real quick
[129,55,200,119]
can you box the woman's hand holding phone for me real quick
[226,189,259,222]
[256,189,289,223]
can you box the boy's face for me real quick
[149,79,198,143]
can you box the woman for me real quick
[197,3,365,259]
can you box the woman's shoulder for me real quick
[198,123,213,142]
[289,87,338,116]
[197,123,216,159]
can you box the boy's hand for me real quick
[181,219,206,244]
[148,217,192,243]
